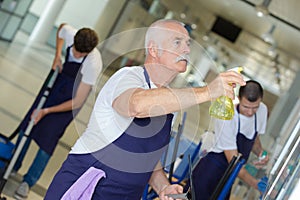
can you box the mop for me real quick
[0,67,59,200]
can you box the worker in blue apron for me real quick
[44,19,246,200]
[12,23,102,200]
[45,68,174,199]
[13,45,86,189]
[192,106,257,200]
[190,80,269,200]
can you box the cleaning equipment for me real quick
[142,112,196,200]
[217,158,245,200]
[257,176,269,194]
[0,134,15,171]
[0,68,60,175]
[210,153,241,200]
[253,150,268,168]
[259,150,268,161]
[0,67,59,200]
[209,96,235,120]
[165,155,194,200]
[209,67,243,120]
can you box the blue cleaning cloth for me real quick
[61,166,106,200]
[257,176,268,193]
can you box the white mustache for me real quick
[175,54,190,63]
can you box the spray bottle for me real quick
[209,67,243,120]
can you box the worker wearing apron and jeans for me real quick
[13,23,102,199]
[14,45,86,173]
[190,80,269,200]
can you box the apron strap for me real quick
[236,104,257,136]
[143,67,151,89]
[66,45,88,64]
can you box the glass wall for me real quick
[0,0,33,41]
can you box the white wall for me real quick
[55,0,108,29]
[29,0,109,38]
[29,0,48,16]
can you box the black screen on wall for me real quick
[211,16,241,43]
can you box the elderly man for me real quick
[45,19,245,200]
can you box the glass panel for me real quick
[15,0,32,16]
[47,26,58,49]
[0,11,10,32]
[20,12,38,34]
[1,15,21,40]
[1,0,17,12]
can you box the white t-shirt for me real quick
[58,24,102,85]
[71,66,159,154]
[210,103,268,153]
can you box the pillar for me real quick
[29,0,65,44]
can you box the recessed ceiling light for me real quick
[255,0,272,17]
[262,24,276,45]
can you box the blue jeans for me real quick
[14,131,51,187]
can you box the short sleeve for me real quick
[58,24,77,47]
[214,117,239,151]
[257,102,268,135]
[80,49,103,86]
[109,67,147,101]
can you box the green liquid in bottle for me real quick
[209,96,234,120]
[209,66,243,120]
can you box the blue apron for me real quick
[192,105,257,200]
[45,68,174,200]
[19,46,87,155]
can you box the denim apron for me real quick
[192,105,257,200]
[19,45,86,155]
[45,68,174,200]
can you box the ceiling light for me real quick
[202,35,210,41]
[191,23,197,29]
[180,13,186,19]
[262,24,276,45]
[180,6,188,19]
[268,44,277,57]
[255,0,272,17]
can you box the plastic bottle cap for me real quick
[259,150,268,161]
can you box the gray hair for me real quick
[144,19,185,55]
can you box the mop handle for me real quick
[166,193,190,200]
[3,67,59,180]
[29,67,59,122]
[168,112,187,182]
[217,159,245,200]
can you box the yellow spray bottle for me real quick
[209,67,243,120]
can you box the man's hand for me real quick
[253,151,269,169]
[159,184,183,200]
[207,71,246,100]
[51,56,63,72]
[31,108,49,125]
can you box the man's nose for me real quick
[247,109,255,116]
[183,43,190,54]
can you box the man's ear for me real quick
[148,41,158,58]
[238,96,242,103]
